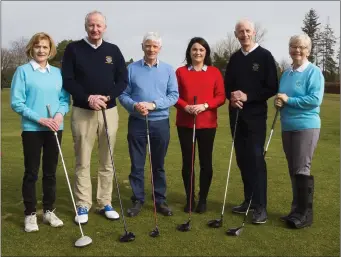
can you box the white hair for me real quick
[289,34,312,52]
[142,32,162,47]
[85,10,106,26]
[234,19,255,32]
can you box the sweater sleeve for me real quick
[286,68,324,109]
[247,51,278,103]
[118,65,137,113]
[206,69,226,109]
[224,57,233,100]
[154,68,179,110]
[174,68,188,109]
[61,44,89,103]
[109,46,128,100]
[57,87,70,116]
[10,67,41,122]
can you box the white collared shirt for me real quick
[187,65,208,72]
[142,58,160,67]
[29,59,50,73]
[241,43,259,56]
[83,37,103,49]
[290,60,310,73]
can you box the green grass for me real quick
[1,88,339,256]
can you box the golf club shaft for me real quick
[46,105,85,237]
[101,109,128,233]
[188,96,197,220]
[221,108,240,216]
[145,115,159,229]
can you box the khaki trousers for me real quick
[71,106,118,210]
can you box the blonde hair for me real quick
[289,34,312,53]
[25,32,57,59]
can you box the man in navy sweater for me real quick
[62,11,128,224]
[224,19,278,224]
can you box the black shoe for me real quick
[156,203,173,216]
[183,201,196,213]
[127,201,143,217]
[252,207,267,224]
[232,201,255,214]
[280,210,295,222]
[195,201,207,214]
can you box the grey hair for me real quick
[234,18,255,32]
[84,10,106,26]
[289,34,312,53]
[142,32,162,47]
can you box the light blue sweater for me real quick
[118,59,179,121]
[11,63,70,131]
[279,62,324,131]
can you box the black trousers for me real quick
[229,111,267,208]
[21,131,62,215]
[177,127,216,203]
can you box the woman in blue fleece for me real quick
[275,34,324,229]
[10,32,70,232]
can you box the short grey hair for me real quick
[85,10,106,26]
[289,34,312,53]
[234,19,255,32]
[142,32,162,47]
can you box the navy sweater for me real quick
[224,46,278,117]
[62,39,128,109]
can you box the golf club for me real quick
[46,105,92,248]
[101,109,135,243]
[145,115,160,238]
[226,108,280,236]
[177,96,197,232]
[207,109,240,228]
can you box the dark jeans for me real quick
[229,111,267,207]
[177,127,216,203]
[22,131,62,215]
[127,116,170,204]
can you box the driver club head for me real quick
[226,226,243,236]
[176,221,191,232]
[207,218,223,228]
[149,228,160,238]
[119,231,136,242]
[75,236,92,248]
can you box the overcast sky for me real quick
[1,1,340,68]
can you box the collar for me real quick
[241,43,259,56]
[188,65,208,71]
[291,60,310,73]
[141,58,159,67]
[30,59,50,73]
[83,37,103,49]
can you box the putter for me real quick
[101,109,135,243]
[207,109,240,228]
[46,105,92,248]
[226,108,280,236]
[145,114,160,238]
[177,96,197,232]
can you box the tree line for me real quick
[2,8,339,90]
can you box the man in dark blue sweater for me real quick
[62,11,128,225]
[224,19,278,224]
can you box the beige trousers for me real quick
[71,106,118,210]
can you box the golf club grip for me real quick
[271,109,280,130]
[101,109,108,129]
[193,96,197,105]
[46,105,53,118]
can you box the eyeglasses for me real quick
[290,45,308,51]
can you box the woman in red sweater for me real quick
[175,37,226,213]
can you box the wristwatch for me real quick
[106,95,111,102]
[152,102,156,110]
[203,103,209,110]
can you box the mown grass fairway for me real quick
[1,89,339,256]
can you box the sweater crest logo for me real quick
[252,63,259,71]
[105,56,113,64]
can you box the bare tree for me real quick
[212,32,240,59]
[278,58,292,73]
[1,48,12,71]
[254,22,267,44]
[11,37,29,67]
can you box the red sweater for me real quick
[175,66,226,129]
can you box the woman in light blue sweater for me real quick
[11,32,70,232]
[275,34,324,229]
